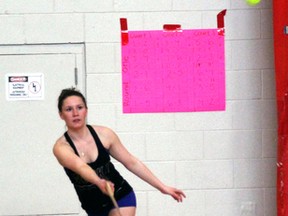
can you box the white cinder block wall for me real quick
[0,0,276,216]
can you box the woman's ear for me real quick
[59,111,64,120]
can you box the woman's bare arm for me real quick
[97,126,186,202]
[53,136,111,195]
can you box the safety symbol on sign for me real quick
[5,73,44,101]
[29,81,41,94]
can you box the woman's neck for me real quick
[67,125,89,141]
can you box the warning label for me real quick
[6,73,44,101]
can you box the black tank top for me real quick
[64,125,133,213]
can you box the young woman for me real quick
[53,88,186,216]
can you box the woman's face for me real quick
[59,95,87,130]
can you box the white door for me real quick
[0,44,85,215]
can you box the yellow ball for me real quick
[246,0,261,6]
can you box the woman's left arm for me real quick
[97,126,186,202]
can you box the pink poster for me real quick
[121,27,225,113]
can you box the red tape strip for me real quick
[217,9,227,36]
[120,18,129,45]
[163,24,182,31]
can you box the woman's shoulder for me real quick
[54,135,66,145]
[53,135,70,151]
[90,124,114,135]
[89,125,118,147]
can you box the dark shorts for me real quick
[87,191,137,216]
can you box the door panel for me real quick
[0,44,85,215]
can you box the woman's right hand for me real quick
[97,179,115,196]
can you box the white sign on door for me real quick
[5,73,44,101]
